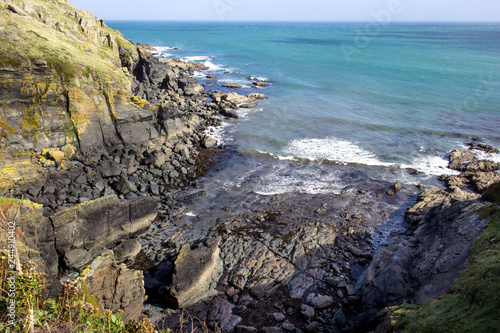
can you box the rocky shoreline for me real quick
[1,1,500,332]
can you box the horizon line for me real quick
[104,19,500,23]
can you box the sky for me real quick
[70,0,500,22]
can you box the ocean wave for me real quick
[283,137,393,167]
[249,75,268,82]
[253,165,345,195]
[181,55,213,62]
[204,120,233,145]
[401,155,460,176]
[152,46,178,55]
[203,60,224,71]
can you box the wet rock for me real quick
[221,108,239,119]
[163,237,223,308]
[253,81,268,87]
[465,160,500,172]
[223,83,243,89]
[448,149,475,170]
[240,102,258,109]
[202,135,218,148]
[471,172,500,192]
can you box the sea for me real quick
[108,21,500,205]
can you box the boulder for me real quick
[50,195,157,253]
[253,81,268,87]
[99,160,123,178]
[221,108,239,119]
[43,149,65,165]
[240,102,259,109]
[208,297,242,332]
[163,237,223,308]
[306,294,334,309]
[114,239,142,264]
[223,83,243,89]
[83,250,145,322]
[448,149,475,170]
[115,176,137,195]
[202,135,218,149]
[465,160,500,172]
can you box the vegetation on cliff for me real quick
[393,187,500,332]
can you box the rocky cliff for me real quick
[0,0,229,323]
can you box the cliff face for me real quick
[0,0,219,323]
[0,0,163,156]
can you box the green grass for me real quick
[395,187,500,333]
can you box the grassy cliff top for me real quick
[0,0,136,84]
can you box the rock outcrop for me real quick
[162,237,223,308]
[361,144,500,321]
[51,195,157,270]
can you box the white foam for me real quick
[249,75,268,82]
[253,165,344,195]
[185,211,196,217]
[204,120,233,145]
[472,149,500,163]
[283,137,393,167]
[401,155,460,176]
[203,60,224,71]
[181,56,212,62]
[152,46,178,56]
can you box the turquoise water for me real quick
[109,21,500,192]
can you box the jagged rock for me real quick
[83,250,145,322]
[61,144,78,160]
[43,149,65,165]
[471,171,500,192]
[0,199,58,295]
[448,149,476,170]
[262,327,283,333]
[174,143,190,160]
[465,160,500,172]
[300,304,315,318]
[163,237,223,308]
[208,297,242,332]
[99,160,123,178]
[363,197,491,308]
[7,3,30,16]
[64,248,93,270]
[116,176,137,195]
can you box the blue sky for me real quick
[70,0,500,22]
